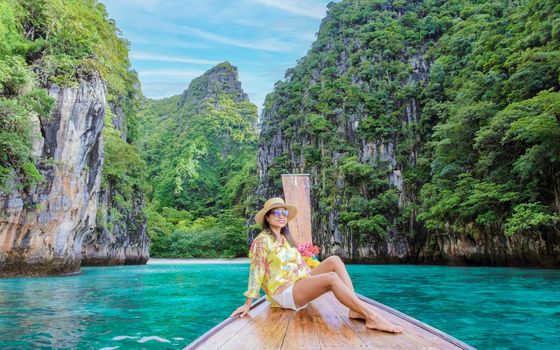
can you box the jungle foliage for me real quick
[0,0,136,191]
[0,0,147,246]
[260,0,560,243]
[137,63,259,257]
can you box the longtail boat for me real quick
[185,174,475,350]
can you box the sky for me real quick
[102,0,334,112]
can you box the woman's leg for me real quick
[309,255,365,320]
[310,255,354,292]
[292,272,402,333]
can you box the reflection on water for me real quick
[0,263,559,349]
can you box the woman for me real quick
[231,197,402,333]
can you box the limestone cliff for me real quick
[178,62,249,111]
[0,0,150,277]
[81,180,149,266]
[137,62,258,220]
[81,98,150,266]
[255,0,560,267]
[0,77,106,277]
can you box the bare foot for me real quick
[365,313,403,333]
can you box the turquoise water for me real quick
[0,263,559,349]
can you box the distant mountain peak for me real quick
[178,61,248,108]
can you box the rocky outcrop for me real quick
[254,0,560,267]
[81,98,150,266]
[254,2,421,259]
[81,181,148,266]
[177,62,249,111]
[0,76,106,277]
[413,229,560,267]
[0,73,150,276]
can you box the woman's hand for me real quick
[230,304,251,318]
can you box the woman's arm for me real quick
[243,236,267,298]
[231,237,267,317]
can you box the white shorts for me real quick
[271,284,308,311]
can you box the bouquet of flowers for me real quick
[297,242,321,269]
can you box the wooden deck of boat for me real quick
[185,292,475,350]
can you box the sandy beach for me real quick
[147,258,249,265]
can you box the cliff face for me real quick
[414,230,560,267]
[0,78,150,276]
[81,179,148,266]
[255,0,560,267]
[178,62,249,110]
[0,0,150,277]
[0,77,106,277]
[138,62,258,217]
[255,0,426,261]
[137,62,258,258]
[81,92,150,266]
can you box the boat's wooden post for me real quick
[281,174,312,244]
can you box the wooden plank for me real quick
[327,293,440,349]
[328,293,470,350]
[357,295,474,350]
[281,301,322,350]
[218,306,294,350]
[184,297,268,350]
[308,294,368,349]
[186,293,475,350]
[321,292,413,350]
[281,174,312,244]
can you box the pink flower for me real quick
[297,243,320,258]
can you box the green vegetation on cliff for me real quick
[4,0,559,263]
[417,0,560,237]
[259,0,560,248]
[137,63,258,258]
[0,0,137,191]
[1,0,148,261]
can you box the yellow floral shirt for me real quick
[244,231,311,307]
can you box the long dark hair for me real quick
[261,209,297,248]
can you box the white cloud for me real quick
[103,0,162,12]
[125,33,211,49]
[141,81,191,98]
[179,26,298,52]
[141,81,189,88]
[138,69,206,78]
[231,17,317,41]
[131,52,220,65]
[250,0,326,19]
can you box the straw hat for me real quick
[255,197,298,226]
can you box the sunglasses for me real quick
[270,209,289,218]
